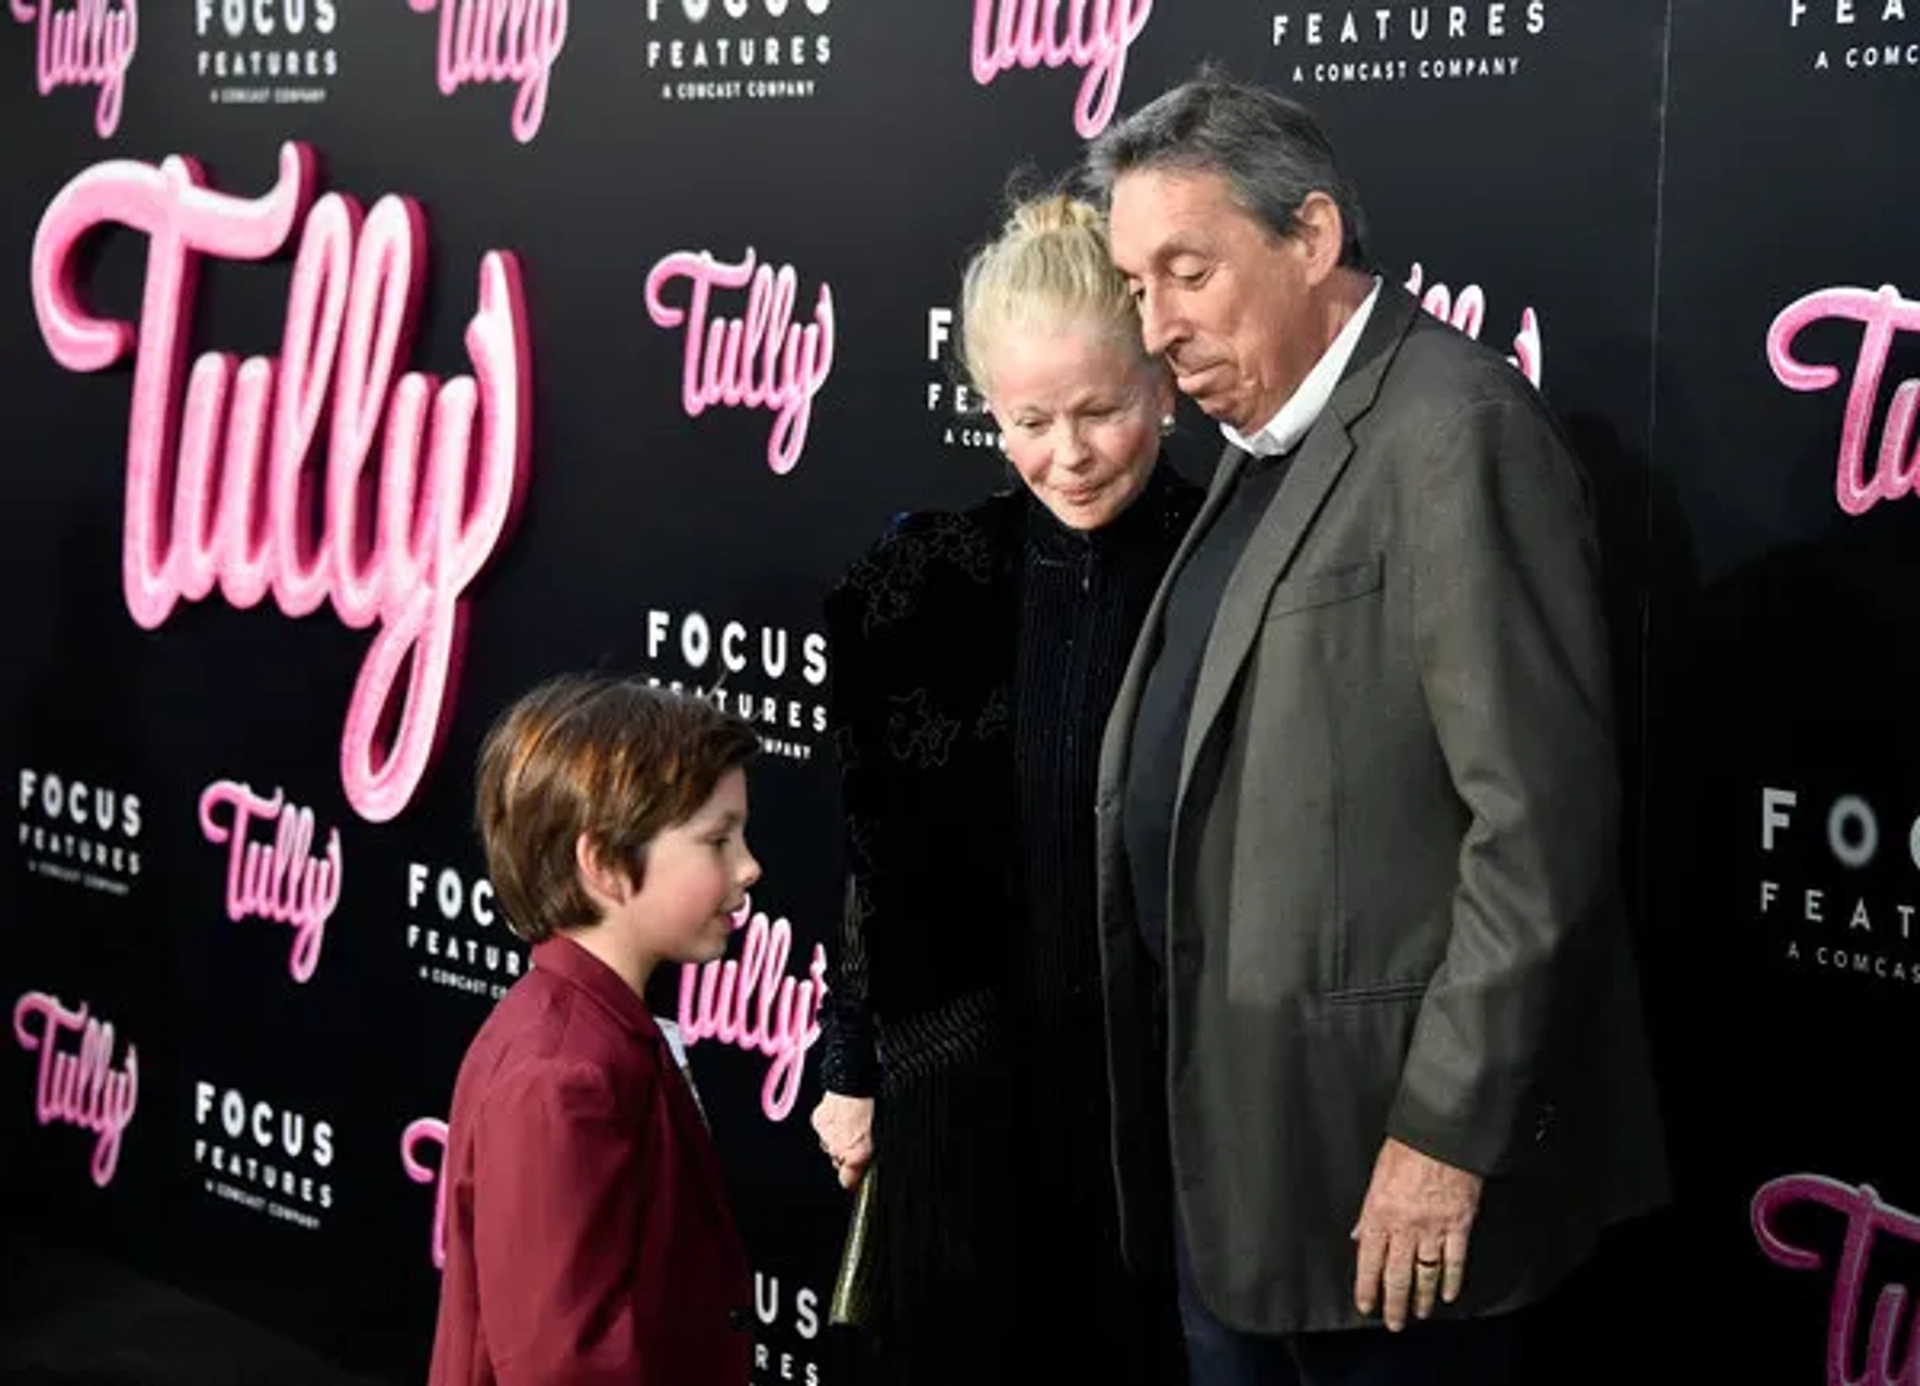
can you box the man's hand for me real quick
[1351,1136,1482,1331]
[810,1093,874,1190]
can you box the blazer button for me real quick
[728,1306,753,1332]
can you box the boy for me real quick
[428,675,761,1386]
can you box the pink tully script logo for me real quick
[1768,283,1920,517]
[9,0,137,138]
[645,248,835,476]
[401,1116,449,1269]
[30,141,534,824]
[1405,262,1543,389]
[405,0,567,144]
[13,990,138,1187]
[1753,1172,1920,1385]
[971,0,1151,138]
[198,779,343,983]
[677,894,826,1121]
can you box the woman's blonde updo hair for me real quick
[958,191,1149,399]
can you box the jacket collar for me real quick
[531,934,664,1043]
[1326,280,1420,432]
[1221,277,1385,458]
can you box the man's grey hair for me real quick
[1084,72,1372,271]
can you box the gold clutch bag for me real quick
[829,1164,878,1326]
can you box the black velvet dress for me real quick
[818,461,1200,1385]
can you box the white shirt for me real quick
[1222,277,1383,458]
[654,1016,709,1126]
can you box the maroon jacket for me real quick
[427,935,753,1386]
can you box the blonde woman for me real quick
[810,193,1198,1385]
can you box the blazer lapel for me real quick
[1175,425,1353,798]
[1173,286,1421,810]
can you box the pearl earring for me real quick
[1158,414,1176,437]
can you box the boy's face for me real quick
[623,767,759,965]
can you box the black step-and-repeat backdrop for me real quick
[0,2,1906,1382]
[1649,3,1920,1382]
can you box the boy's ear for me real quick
[574,833,638,907]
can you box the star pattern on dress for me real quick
[886,688,961,768]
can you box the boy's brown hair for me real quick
[475,675,759,943]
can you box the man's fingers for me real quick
[1441,1223,1472,1304]
[1380,1233,1416,1332]
[1353,1222,1387,1316]
[1411,1244,1443,1321]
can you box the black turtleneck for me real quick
[1006,462,1197,1308]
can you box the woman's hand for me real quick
[810,1093,874,1189]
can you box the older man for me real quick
[1085,78,1668,1385]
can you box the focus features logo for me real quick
[644,0,833,104]
[406,861,524,1001]
[193,0,339,106]
[17,769,141,896]
[1759,785,1920,987]
[924,308,1002,452]
[1789,1,1920,74]
[1271,2,1549,87]
[192,1079,336,1230]
[750,1270,824,1385]
[639,609,828,764]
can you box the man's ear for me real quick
[575,833,637,908]
[1294,190,1346,286]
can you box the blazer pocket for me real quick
[1264,553,1384,619]
[1324,978,1430,1006]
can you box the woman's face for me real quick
[984,321,1173,532]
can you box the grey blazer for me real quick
[1095,285,1669,1335]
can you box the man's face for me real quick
[1107,167,1325,433]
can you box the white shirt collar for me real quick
[1222,277,1383,459]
